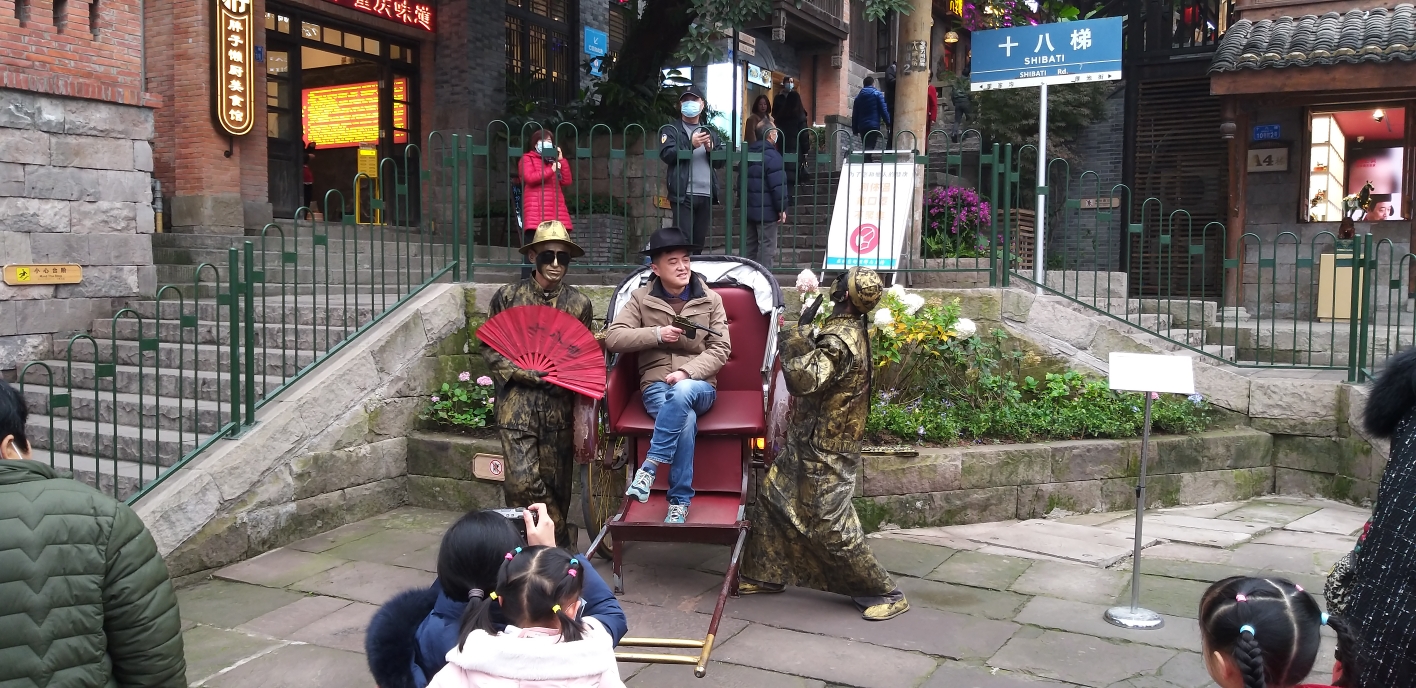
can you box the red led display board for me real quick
[302,78,408,148]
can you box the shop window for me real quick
[265,12,291,33]
[506,0,574,104]
[302,21,319,40]
[1307,108,1406,222]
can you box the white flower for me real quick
[795,269,819,294]
[955,318,977,338]
[887,283,907,300]
[873,309,895,327]
[901,293,926,315]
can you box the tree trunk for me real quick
[606,0,696,91]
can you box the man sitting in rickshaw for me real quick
[604,227,732,524]
[739,267,911,621]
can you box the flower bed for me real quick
[863,284,1211,445]
[420,370,497,437]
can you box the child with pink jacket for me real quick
[427,546,624,688]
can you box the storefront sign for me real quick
[323,0,434,31]
[747,64,772,88]
[302,78,408,148]
[1252,124,1281,141]
[4,264,83,285]
[213,0,255,136]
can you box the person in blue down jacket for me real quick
[851,76,891,150]
[743,130,789,270]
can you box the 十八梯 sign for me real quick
[969,16,1122,91]
[213,0,255,136]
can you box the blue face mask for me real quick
[681,101,703,118]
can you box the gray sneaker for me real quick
[665,503,689,524]
[626,466,654,503]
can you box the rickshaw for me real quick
[577,255,790,678]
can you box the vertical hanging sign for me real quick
[214,0,255,136]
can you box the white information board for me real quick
[1108,353,1196,395]
[822,157,918,274]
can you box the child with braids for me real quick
[1199,577,1362,688]
[428,545,625,688]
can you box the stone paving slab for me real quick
[629,663,825,687]
[1227,543,1328,576]
[1284,508,1369,536]
[286,520,386,553]
[926,550,1033,590]
[202,643,374,688]
[923,662,1071,688]
[873,527,985,551]
[606,562,726,608]
[976,544,1079,564]
[182,625,282,686]
[1219,501,1320,525]
[1154,502,1245,519]
[868,537,957,578]
[286,600,379,653]
[236,595,353,638]
[1015,519,1156,550]
[618,600,750,646]
[1115,575,1213,619]
[967,523,1135,567]
[1142,542,1234,564]
[1008,560,1129,606]
[320,529,443,568]
[1147,514,1271,536]
[989,630,1178,687]
[177,580,309,628]
[215,548,346,589]
[289,560,434,606]
[1013,597,1201,652]
[1252,528,1360,552]
[706,584,1019,659]
[897,576,1030,621]
[1103,519,1251,549]
[713,624,939,688]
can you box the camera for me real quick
[493,507,539,540]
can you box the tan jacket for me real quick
[605,273,731,390]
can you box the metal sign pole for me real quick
[1105,392,1164,630]
[1034,83,1047,295]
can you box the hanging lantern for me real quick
[944,31,960,44]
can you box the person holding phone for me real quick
[520,129,573,278]
[659,91,725,252]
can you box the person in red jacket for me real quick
[520,130,573,277]
[927,79,939,133]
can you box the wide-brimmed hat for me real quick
[639,227,696,257]
[523,221,584,258]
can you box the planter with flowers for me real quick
[419,370,499,438]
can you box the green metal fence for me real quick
[16,125,1409,503]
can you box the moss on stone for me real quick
[853,497,891,534]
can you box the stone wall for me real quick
[0,89,155,371]
[136,283,466,575]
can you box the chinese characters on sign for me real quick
[302,78,409,148]
[3,264,84,286]
[214,0,255,135]
[970,17,1123,91]
[322,0,434,31]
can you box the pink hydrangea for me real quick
[477,375,494,386]
[458,371,471,382]
[430,395,440,403]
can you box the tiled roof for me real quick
[1209,4,1416,73]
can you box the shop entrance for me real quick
[265,7,418,219]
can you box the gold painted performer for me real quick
[738,267,910,621]
[482,220,594,548]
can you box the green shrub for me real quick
[420,371,496,432]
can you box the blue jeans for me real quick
[641,379,716,505]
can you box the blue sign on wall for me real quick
[970,17,1123,91]
[1253,124,1282,141]
[584,27,608,57]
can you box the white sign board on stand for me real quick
[822,156,918,275]
[1108,353,1195,394]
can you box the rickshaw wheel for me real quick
[582,435,629,560]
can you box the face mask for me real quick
[784,82,794,92]
[537,141,554,153]
[681,101,703,118]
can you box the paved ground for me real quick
[176,496,1368,688]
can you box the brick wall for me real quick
[0,0,152,107]
[433,0,504,130]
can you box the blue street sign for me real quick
[1253,124,1282,141]
[584,27,608,57]
[254,46,265,63]
[970,16,1123,91]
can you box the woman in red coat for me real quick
[520,130,573,277]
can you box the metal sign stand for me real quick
[1103,390,1164,630]
[1034,83,1047,296]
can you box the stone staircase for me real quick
[16,221,453,501]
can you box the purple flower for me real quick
[477,375,494,386]
[431,395,440,403]
[458,371,471,382]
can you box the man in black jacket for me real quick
[659,90,725,253]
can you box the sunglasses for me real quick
[536,250,573,266]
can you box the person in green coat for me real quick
[0,379,187,688]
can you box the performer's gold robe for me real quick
[482,278,594,548]
[742,315,898,604]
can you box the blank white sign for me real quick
[1109,353,1196,395]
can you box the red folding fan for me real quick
[476,304,606,399]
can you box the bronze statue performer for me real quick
[739,267,910,621]
[482,221,594,548]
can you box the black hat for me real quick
[639,227,696,257]
[680,90,704,102]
